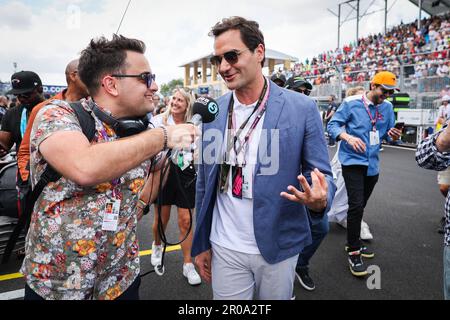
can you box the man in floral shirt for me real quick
[416,125,450,300]
[21,35,196,300]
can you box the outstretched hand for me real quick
[280,168,328,212]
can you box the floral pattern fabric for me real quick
[20,98,150,300]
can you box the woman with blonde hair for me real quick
[149,88,201,285]
[345,86,365,98]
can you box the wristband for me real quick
[161,126,168,150]
[137,199,147,208]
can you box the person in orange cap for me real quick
[327,70,402,277]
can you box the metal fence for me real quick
[305,62,450,110]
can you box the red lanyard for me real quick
[225,78,270,164]
[362,95,380,131]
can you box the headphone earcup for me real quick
[92,104,148,138]
[115,118,149,137]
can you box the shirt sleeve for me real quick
[416,127,450,171]
[31,102,83,151]
[327,100,349,141]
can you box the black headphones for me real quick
[91,103,149,138]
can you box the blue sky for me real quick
[0,0,425,86]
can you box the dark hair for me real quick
[78,34,146,96]
[209,16,265,67]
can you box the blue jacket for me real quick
[191,81,336,264]
[327,94,395,176]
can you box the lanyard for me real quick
[20,108,28,138]
[225,78,269,164]
[362,95,380,131]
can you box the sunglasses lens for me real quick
[224,51,239,64]
[143,73,155,88]
[210,56,221,66]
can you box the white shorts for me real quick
[438,167,450,185]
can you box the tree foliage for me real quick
[160,78,184,97]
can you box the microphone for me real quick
[169,96,219,166]
[189,96,219,126]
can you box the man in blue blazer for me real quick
[192,16,336,300]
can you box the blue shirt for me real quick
[327,94,395,176]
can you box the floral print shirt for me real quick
[20,98,150,300]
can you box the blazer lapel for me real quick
[255,82,285,175]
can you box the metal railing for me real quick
[301,60,450,108]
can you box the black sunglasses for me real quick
[111,72,156,88]
[17,92,33,99]
[295,88,311,96]
[380,87,394,96]
[210,48,250,67]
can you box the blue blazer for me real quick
[192,81,336,264]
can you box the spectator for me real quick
[0,71,45,158]
[0,96,7,124]
[324,95,339,147]
[150,88,201,286]
[438,61,450,77]
[327,71,401,277]
[271,73,286,87]
[416,122,450,300]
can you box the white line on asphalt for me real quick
[383,145,416,151]
[0,289,24,300]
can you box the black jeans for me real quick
[342,165,379,251]
[24,276,141,300]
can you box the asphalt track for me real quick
[0,145,446,300]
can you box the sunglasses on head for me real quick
[111,72,156,88]
[210,48,250,67]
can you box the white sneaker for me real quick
[151,241,163,267]
[183,263,201,286]
[360,220,373,240]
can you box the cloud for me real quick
[0,1,33,29]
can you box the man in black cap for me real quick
[271,73,286,87]
[0,71,44,157]
[285,76,313,96]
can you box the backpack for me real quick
[1,101,96,264]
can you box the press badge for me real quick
[219,163,231,193]
[242,165,253,199]
[232,166,243,199]
[370,130,380,146]
[102,199,121,231]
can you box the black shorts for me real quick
[155,161,196,209]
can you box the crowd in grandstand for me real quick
[278,13,450,86]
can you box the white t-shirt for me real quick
[210,90,267,254]
[150,113,175,127]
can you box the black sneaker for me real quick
[348,250,368,277]
[295,267,315,291]
[345,245,374,259]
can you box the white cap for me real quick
[442,95,450,102]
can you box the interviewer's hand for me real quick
[166,124,198,150]
[194,250,212,283]
[280,168,328,212]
